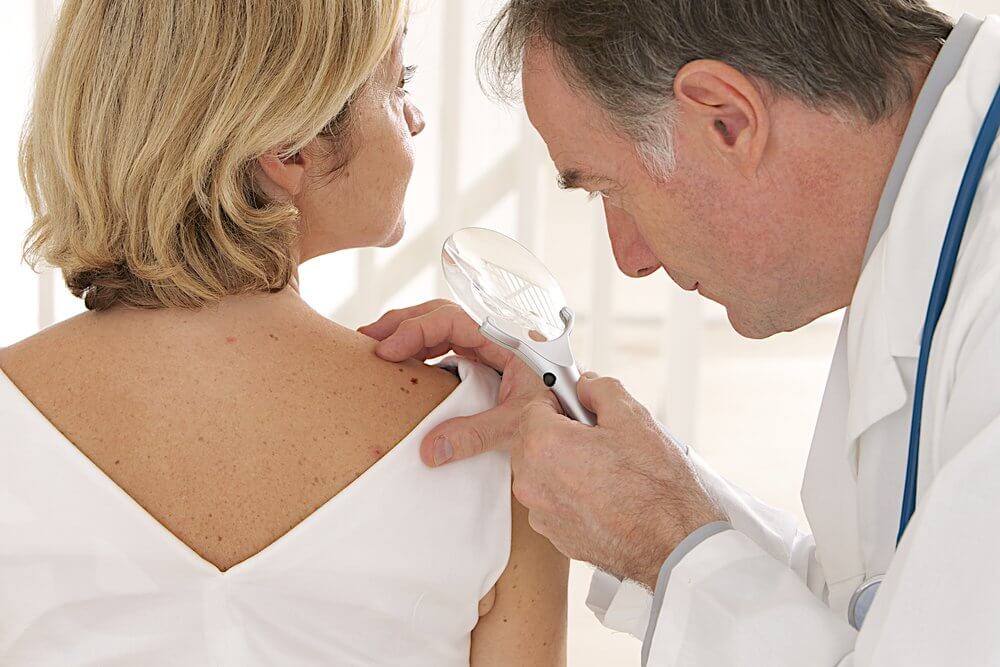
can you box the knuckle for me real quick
[521,425,557,460]
[397,317,422,335]
[461,423,489,457]
[442,302,471,323]
[520,431,540,459]
[541,391,563,415]
[598,376,626,394]
[511,477,533,506]
[381,308,402,323]
[527,510,545,535]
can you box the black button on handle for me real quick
[543,372,557,387]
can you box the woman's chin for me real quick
[378,217,406,248]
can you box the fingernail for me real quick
[581,371,599,380]
[433,436,454,466]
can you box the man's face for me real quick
[522,42,869,338]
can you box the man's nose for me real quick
[604,201,661,278]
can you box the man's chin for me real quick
[726,308,781,340]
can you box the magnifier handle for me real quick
[478,320,597,426]
[543,364,597,426]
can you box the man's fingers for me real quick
[420,402,522,466]
[418,342,454,361]
[577,372,634,425]
[516,397,565,445]
[375,305,516,372]
[358,299,453,341]
[374,303,484,363]
[497,358,554,403]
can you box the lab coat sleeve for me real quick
[687,447,829,593]
[646,307,1000,665]
[586,444,829,640]
[646,412,1000,666]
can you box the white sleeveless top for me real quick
[0,358,511,666]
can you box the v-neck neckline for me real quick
[0,365,469,576]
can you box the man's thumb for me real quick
[420,404,518,467]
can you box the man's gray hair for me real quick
[478,0,953,176]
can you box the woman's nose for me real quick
[405,100,426,137]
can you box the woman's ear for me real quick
[673,60,769,176]
[255,148,308,203]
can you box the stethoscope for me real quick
[848,80,1000,631]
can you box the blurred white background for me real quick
[1,1,994,664]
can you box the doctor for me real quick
[361,2,1000,664]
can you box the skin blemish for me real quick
[373,448,383,457]
[397,367,404,373]
[410,377,418,385]
[268,333,279,341]
[114,459,120,465]
[225,336,238,344]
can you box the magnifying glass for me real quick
[442,227,596,426]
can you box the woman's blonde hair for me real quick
[20,0,405,310]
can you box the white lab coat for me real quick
[589,15,1000,666]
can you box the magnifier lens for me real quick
[442,229,569,342]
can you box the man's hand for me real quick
[360,300,727,588]
[360,299,555,464]
[512,372,727,588]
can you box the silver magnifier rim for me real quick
[441,227,569,341]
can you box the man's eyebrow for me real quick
[557,169,612,191]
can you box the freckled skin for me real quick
[0,294,459,571]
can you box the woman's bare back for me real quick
[0,290,458,571]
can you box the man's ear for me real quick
[255,147,309,202]
[673,60,768,175]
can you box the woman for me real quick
[0,1,567,665]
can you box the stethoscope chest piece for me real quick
[848,576,884,630]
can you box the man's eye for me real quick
[398,64,417,92]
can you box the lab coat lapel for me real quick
[802,228,915,613]
[802,16,1000,614]
[801,319,867,613]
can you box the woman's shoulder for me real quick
[0,313,94,401]
[330,327,501,411]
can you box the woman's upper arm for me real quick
[470,496,569,666]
